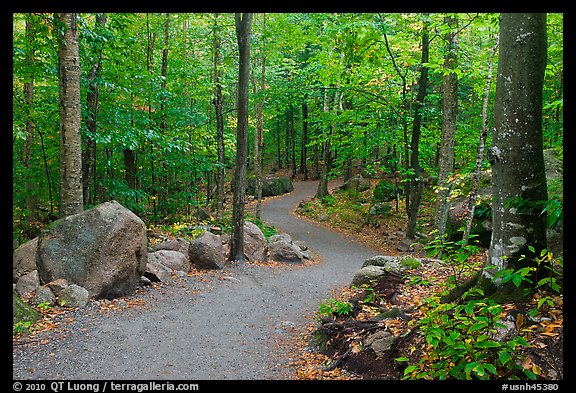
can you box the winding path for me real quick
[13,180,381,380]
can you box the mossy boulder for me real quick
[13,293,40,325]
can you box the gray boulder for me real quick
[243,221,268,262]
[152,238,190,260]
[36,200,148,299]
[364,330,396,357]
[13,293,40,324]
[340,175,371,192]
[351,265,388,287]
[268,239,304,263]
[145,258,173,282]
[58,284,90,308]
[15,270,40,297]
[189,231,226,269]
[13,237,38,283]
[30,286,57,307]
[248,175,294,197]
[46,278,70,297]
[148,250,190,272]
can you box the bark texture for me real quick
[485,13,548,282]
[230,13,252,262]
[57,13,84,217]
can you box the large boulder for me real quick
[248,175,294,197]
[340,175,371,193]
[36,200,148,299]
[152,237,190,261]
[189,231,226,269]
[148,250,190,272]
[243,221,268,262]
[13,293,40,325]
[13,237,39,283]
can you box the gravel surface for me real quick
[13,180,381,380]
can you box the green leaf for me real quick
[468,322,486,333]
[403,365,418,376]
[484,363,497,375]
[395,357,409,362]
[498,349,512,365]
[475,340,500,349]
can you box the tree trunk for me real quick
[434,15,458,239]
[300,99,308,180]
[405,15,430,239]
[481,13,548,297]
[462,34,499,245]
[56,13,84,218]
[230,13,252,262]
[316,89,333,198]
[212,13,226,221]
[82,13,107,207]
[22,14,40,221]
[253,13,266,220]
[159,13,170,216]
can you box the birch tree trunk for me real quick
[57,13,83,217]
[462,34,498,245]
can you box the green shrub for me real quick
[397,288,534,380]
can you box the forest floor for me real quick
[279,174,564,381]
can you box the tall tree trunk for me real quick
[22,14,40,221]
[316,89,332,198]
[56,13,84,217]
[230,13,252,262]
[481,13,548,296]
[405,15,430,239]
[146,14,158,224]
[289,105,297,178]
[253,13,266,220]
[82,13,107,207]
[434,14,459,240]
[213,13,226,221]
[159,13,170,216]
[300,98,308,180]
[462,34,498,245]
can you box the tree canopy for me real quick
[13,12,563,245]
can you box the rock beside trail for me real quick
[36,200,148,299]
[352,255,441,287]
[340,175,371,193]
[58,284,90,308]
[248,175,294,197]
[243,221,268,262]
[145,258,174,282]
[189,231,226,269]
[13,293,40,324]
[152,238,191,261]
[268,233,312,263]
[13,237,38,283]
[148,250,190,273]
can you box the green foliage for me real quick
[424,231,480,290]
[398,288,533,380]
[318,298,354,318]
[490,247,563,294]
[13,321,33,336]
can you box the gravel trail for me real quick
[13,180,380,380]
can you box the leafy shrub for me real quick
[397,288,534,380]
[373,180,399,203]
[318,299,354,318]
